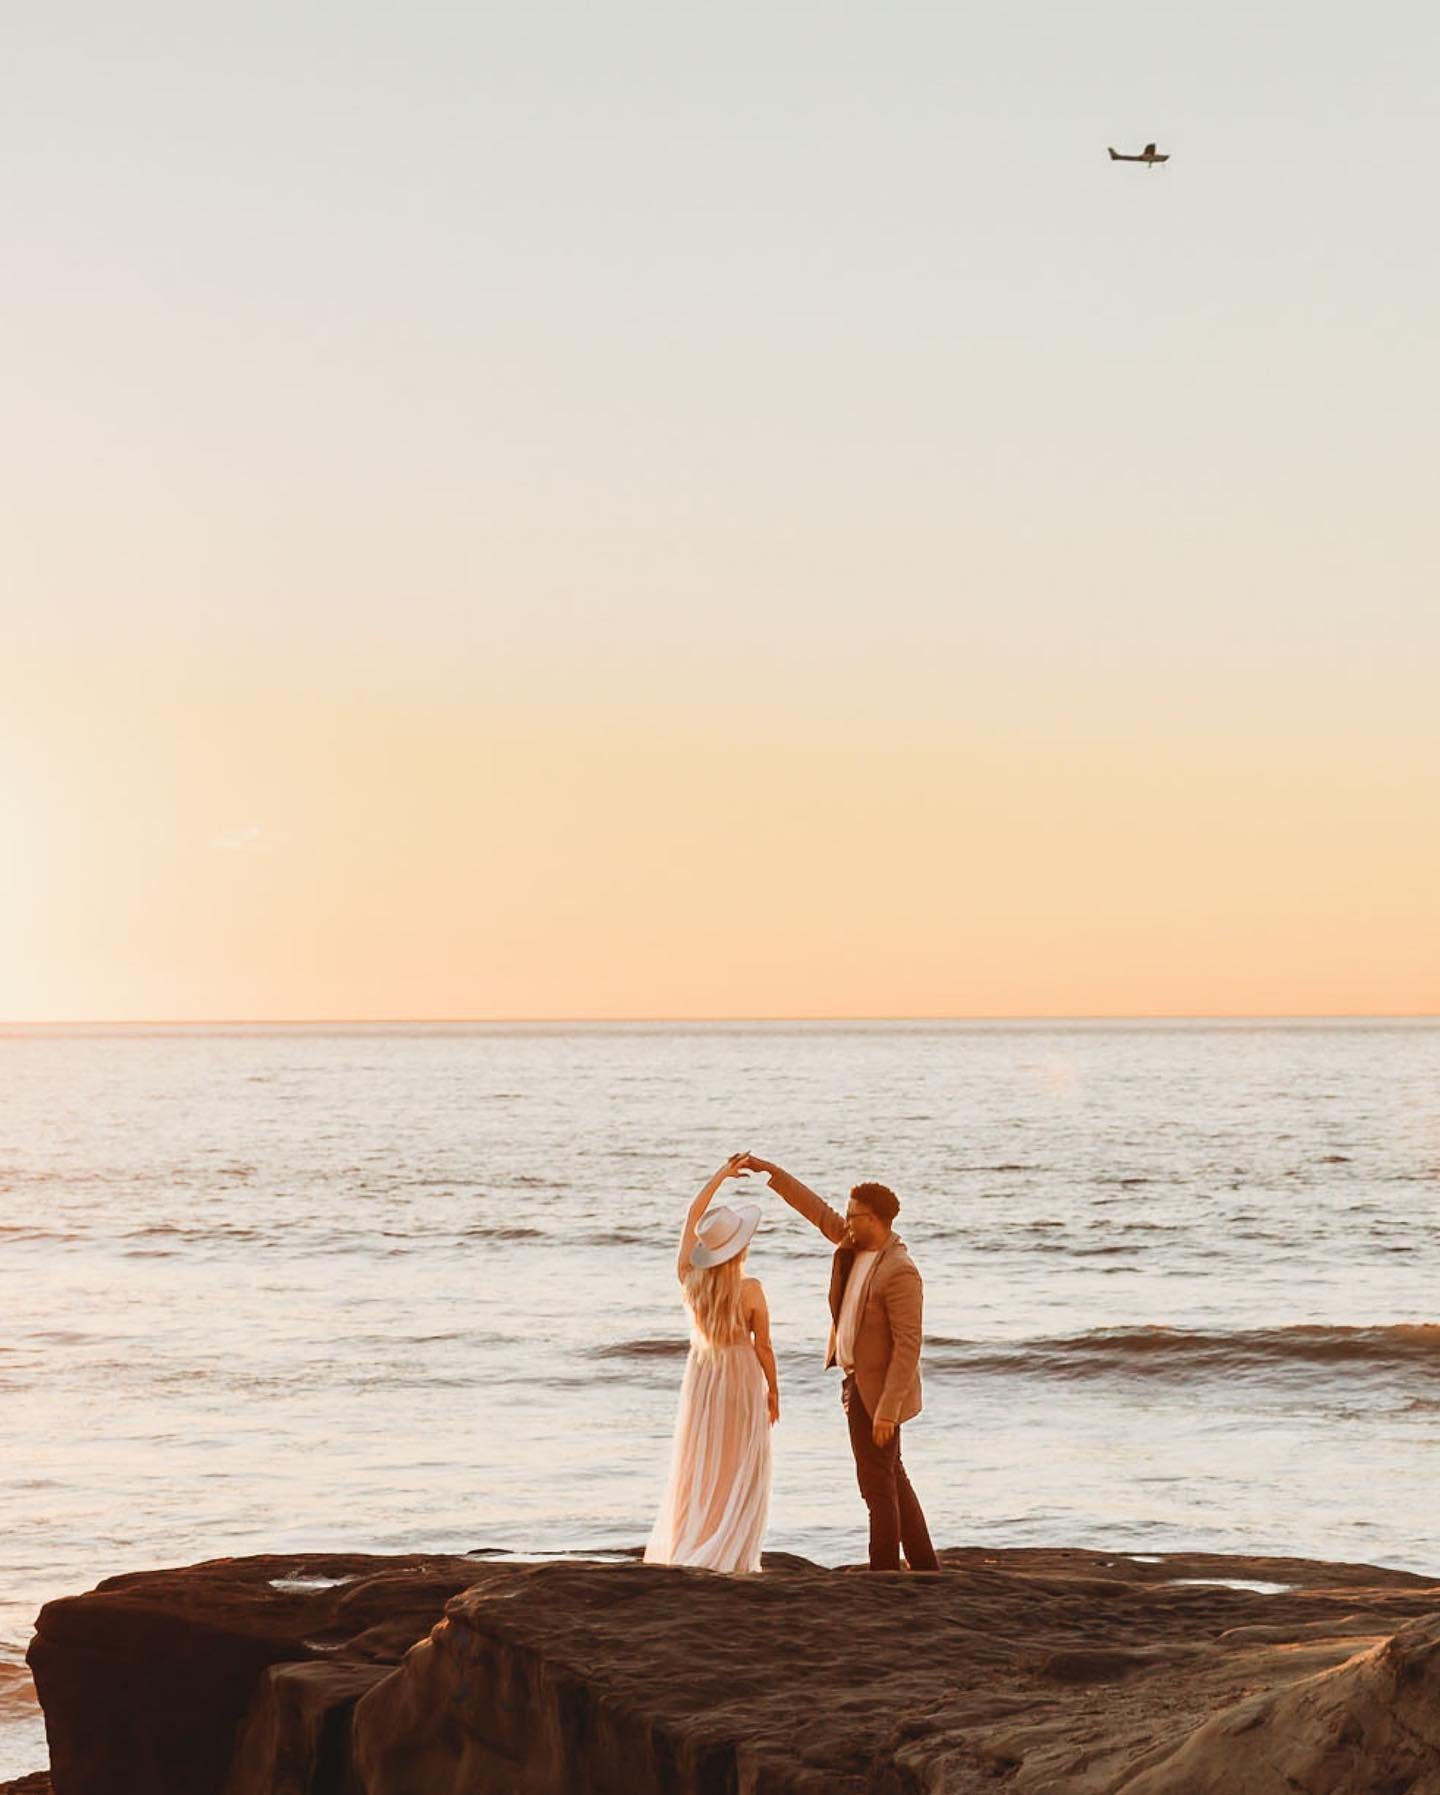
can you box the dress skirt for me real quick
[644,1340,772,1573]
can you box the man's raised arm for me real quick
[741,1156,846,1245]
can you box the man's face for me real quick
[844,1199,886,1252]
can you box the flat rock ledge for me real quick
[21,1547,1440,1795]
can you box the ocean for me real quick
[3,1019,1438,1780]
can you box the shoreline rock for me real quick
[26,1553,485,1795]
[22,1547,1440,1794]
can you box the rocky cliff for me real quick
[23,1547,1440,1794]
[25,1552,484,1795]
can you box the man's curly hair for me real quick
[849,1181,900,1224]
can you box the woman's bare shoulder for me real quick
[740,1274,766,1298]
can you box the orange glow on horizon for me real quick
[5,648,1437,1023]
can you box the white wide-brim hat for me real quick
[689,1202,761,1269]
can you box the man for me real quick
[740,1155,939,1572]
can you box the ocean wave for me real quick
[458,1225,544,1241]
[949,1162,1042,1173]
[0,1655,38,1716]
[923,1324,1440,1380]
[593,1339,689,1360]
[340,1329,508,1347]
[1106,1222,1186,1233]
[122,1223,268,1242]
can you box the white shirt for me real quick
[835,1249,878,1374]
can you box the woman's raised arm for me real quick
[676,1152,748,1283]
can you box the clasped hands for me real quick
[715,1151,770,1181]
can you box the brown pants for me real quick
[842,1375,939,1571]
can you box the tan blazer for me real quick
[769,1170,925,1426]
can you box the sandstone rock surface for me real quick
[352,1549,1440,1795]
[1115,1611,1440,1795]
[23,1547,1440,1795]
[26,1553,483,1795]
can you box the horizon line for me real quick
[3,1011,1438,1028]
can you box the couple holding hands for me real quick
[644,1153,939,1576]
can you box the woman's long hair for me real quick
[683,1252,747,1348]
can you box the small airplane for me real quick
[1108,142,1169,166]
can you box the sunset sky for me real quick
[5,2,1437,1020]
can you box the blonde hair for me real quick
[683,1252,747,1348]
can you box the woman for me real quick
[644,1153,779,1573]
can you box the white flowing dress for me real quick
[644,1329,772,1573]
